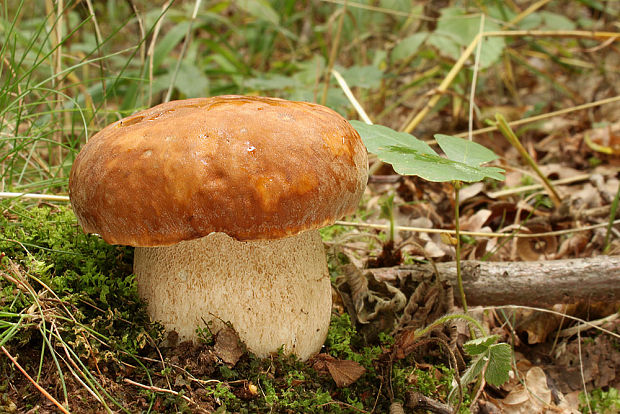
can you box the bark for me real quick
[368,256,620,306]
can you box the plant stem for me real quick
[495,113,562,208]
[453,181,476,338]
[604,182,620,252]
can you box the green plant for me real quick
[580,387,620,414]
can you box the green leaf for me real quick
[174,63,209,97]
[485,343,512,386]
[435,134,499,165]
[153,21,192,71]
[351,122,505,183]
[336,65,384,89]
[463,335,499,356]
[244,74,298,90]
[539,11,577,31]
[391,33,427,62]
[236,0,280,25]
[350,121,434,155]
[460,354,487,386]
[431,8,505,68]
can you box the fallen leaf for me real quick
[325,358,366,388]
[311,354,366,387]
[214,326,244,366]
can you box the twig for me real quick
[402,29,619,134]
[455,95,620,139]
[1,346,71,414]
[164,0,202,102]
[482,305,620,339]
[332,69,373,124]
[558,313,619,338]
[0,192,71,201]
[487,173,596,198]
[577,328,592,414]
[403,31,483,133]
[405,391,452,414]
[321,0,347,105]
[123,378,198,407]
[335,218,620,238]
[467,14,484,141]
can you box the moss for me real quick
[0,201,464,412]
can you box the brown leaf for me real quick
[214,326,244,366]
[325,358,366,388]
[516,223,558,261]
[311,354,366,387]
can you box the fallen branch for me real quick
[368,256,620,306]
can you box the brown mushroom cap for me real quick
[69,95,368,246]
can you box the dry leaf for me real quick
[498,367,552,413]
[311,354,366,387]
[326,358,367,388]
[214,326,244,366]
[516,223,557,262]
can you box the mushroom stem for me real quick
[133,230,331,360]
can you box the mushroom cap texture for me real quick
[69,95,368,246]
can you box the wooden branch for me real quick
[368,256,620,306]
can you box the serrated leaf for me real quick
[463,334,499,356]
[435,134,500,165]
[460,354,487,386]
[485,343,512,386]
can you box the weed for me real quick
[580,387,620,414]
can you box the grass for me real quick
[1,0,619,412]
[0,199,468,412]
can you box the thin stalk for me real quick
[494,114,562,208]
[164,0,202,102]
[320,0,347,105]
[453,181,475,338]
[403,31,482,133]
[603,182,620,252]
[415,312,486,338]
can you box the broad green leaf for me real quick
[352,122,505,183]
[381,145,504,182]
[174,63,209,97]
[539,11,577,31]
[153,21,191,71]
[463,335,499,356]
[244,74,298,90]
[432,8,505,69]
[236,0,280,25]
[350,121,435,155]
[336,65,384,89]
[391,32,427,62]
[435,134,500,166]
[485,343,512,386]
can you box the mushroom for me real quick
[69,95,367,360]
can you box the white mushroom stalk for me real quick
[134,231,330,360]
